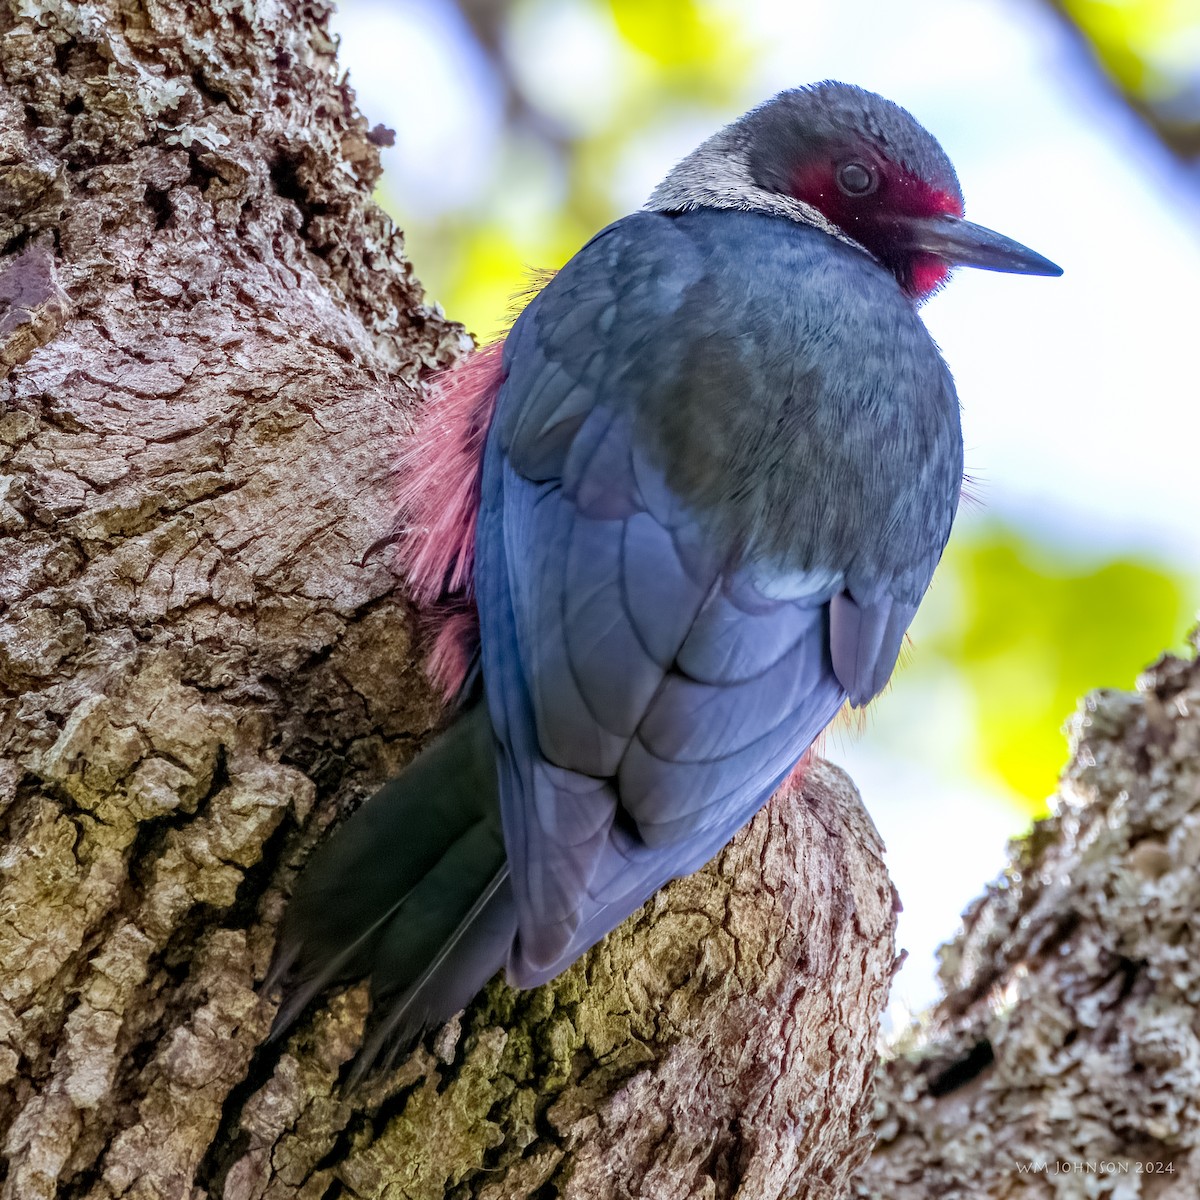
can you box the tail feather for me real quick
[266,878,421,1040]
[268,702,517,1070]
[355,865,513,1085]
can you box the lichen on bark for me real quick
[856,635,1200,1198]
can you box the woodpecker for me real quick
[269,81,1060,1071]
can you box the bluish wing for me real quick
[477,409,847,982]
[476,211,958,983]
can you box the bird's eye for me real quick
[836,161,877,197]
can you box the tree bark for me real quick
[0,3,897,1197]
[855,638,1200,1198]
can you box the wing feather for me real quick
[475,209,961,984]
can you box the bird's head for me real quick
[648,81,1061,301]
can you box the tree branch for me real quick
[856,636,1200,1196]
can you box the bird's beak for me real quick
[902,213,1062,276]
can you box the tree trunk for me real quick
[0,3,897,1197]
[855,639,1200,1198]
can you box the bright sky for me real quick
[331,0,1200,1021]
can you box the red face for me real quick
[789,154,964,300]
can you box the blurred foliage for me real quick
[384,0,755,337]
[1050,0,1200,159]
[344,0,1198,815]
[924,528,1190,810]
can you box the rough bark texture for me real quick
[0,2,898,1198]
[856,636,1200,1199]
